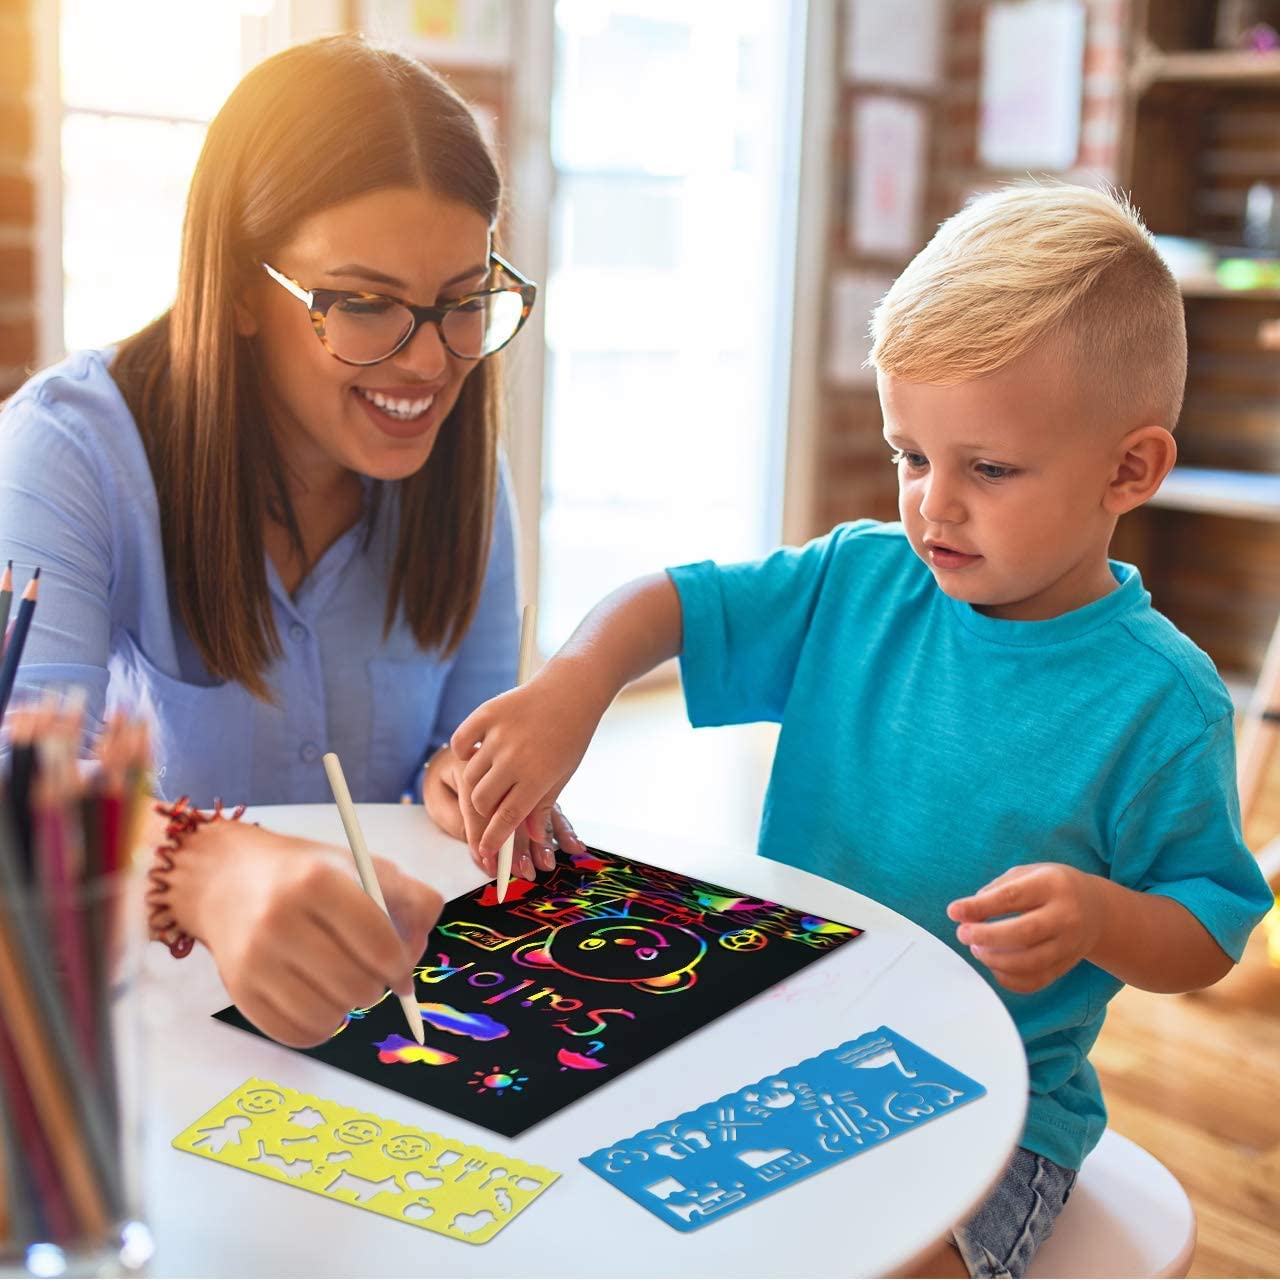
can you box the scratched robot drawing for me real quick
[215,846,862,1136]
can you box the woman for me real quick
[0,35,581,1046]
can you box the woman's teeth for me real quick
[357,388,435,421]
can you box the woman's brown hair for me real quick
[111,35,504,701]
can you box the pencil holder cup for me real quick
[0,867,155,1278]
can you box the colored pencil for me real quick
[0,795,121,1230]
[35,738,97,1061]
[0,1015,70,1243]
[0,901,110,1240]
[0,568,39,721]
[0,560,12,659]
[496,603,538,904]
[321,751,425,1046]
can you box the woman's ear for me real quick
[1103,425,1177,516]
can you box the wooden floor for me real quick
[570,686,1280,1279]
[1092,754,1280,1280]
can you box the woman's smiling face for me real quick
[240,185,492,487]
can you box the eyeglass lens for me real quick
[324,290,525,362]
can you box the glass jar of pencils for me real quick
[0,801,155,1275]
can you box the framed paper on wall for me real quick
[359,0,511,68]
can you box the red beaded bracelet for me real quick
[146,796,248,958]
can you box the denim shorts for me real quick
[951,1146,1078,1279]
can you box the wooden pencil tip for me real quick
[31,567,40,580]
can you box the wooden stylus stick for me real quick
[321,752,424,1045]
[495,604,538,904]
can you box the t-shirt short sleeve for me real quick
[1110,714,1273,962]
[668,522,874,728]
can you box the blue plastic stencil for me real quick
[580,1025,985,1231]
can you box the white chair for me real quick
[1026,1129,1196,1278]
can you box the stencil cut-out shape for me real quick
[736,1147,790,1169]
[237,1087,286,1115]
[381,1134,429,1162]
[478,1166,507,1191]
[333,1119,381,1146]
[667,1180,746,1223]
[645,1176,746,1222]
[248,1141,312,1179]
[324,1150,354,1163]
[703,1106,762,1142]
[649,1125,710,1160]
[603,1147,646,1174]
[449,1210,496,1236]
[416,1003,509,1041]
[403,1199,435,1221]
[837,1037,918,1079]
[734,1147,812,1182]
[885,1084,962,1122]
[325,1170,402,1204]
[511,1175,542,1191]
[280,1134,319,1147]
[431,1150,462,1171]
[374,1034,458,1066]
[454,1157,486,1183]
[741,1082,795,1112]
[192,1115,251,1154]
[644,1175,685,1200]
[286,1106,325,1128]
[403,1172,444,1192]
[494,1187,513,1214]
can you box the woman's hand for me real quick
[422,742,584,881]
[450,657,607,868]
[166,818,443,1048]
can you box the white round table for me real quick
[141,805,1027,1278]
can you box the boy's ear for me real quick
[1103,425,1177,516]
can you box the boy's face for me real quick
[878,343,1128,621]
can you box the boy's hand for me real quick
[947,863,1103,994]
[421,743,582,880]
[451,662,603,868]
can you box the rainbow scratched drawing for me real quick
[375,1035,457,1067]
[417,1004,509,1041]
[216,845,862,1137]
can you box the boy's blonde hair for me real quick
[869,183,1187,430]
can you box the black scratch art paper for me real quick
[215,846,862,1137]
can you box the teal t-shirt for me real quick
[668,520,1272,1171]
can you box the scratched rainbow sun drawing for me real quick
[469,1065,528,1096]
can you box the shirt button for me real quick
[300,742,319,764]
[289,622,308,642]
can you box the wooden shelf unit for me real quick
[1131,48,1280,90]
[1115,0,1280,682]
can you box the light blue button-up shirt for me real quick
[0,349,518,806]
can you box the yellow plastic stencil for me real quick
[173,1077,559,1244]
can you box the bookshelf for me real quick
[1116,0,1280,684]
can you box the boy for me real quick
[443,184,1273,1277]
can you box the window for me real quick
[58,0,287,352]
[539,0,805,653]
